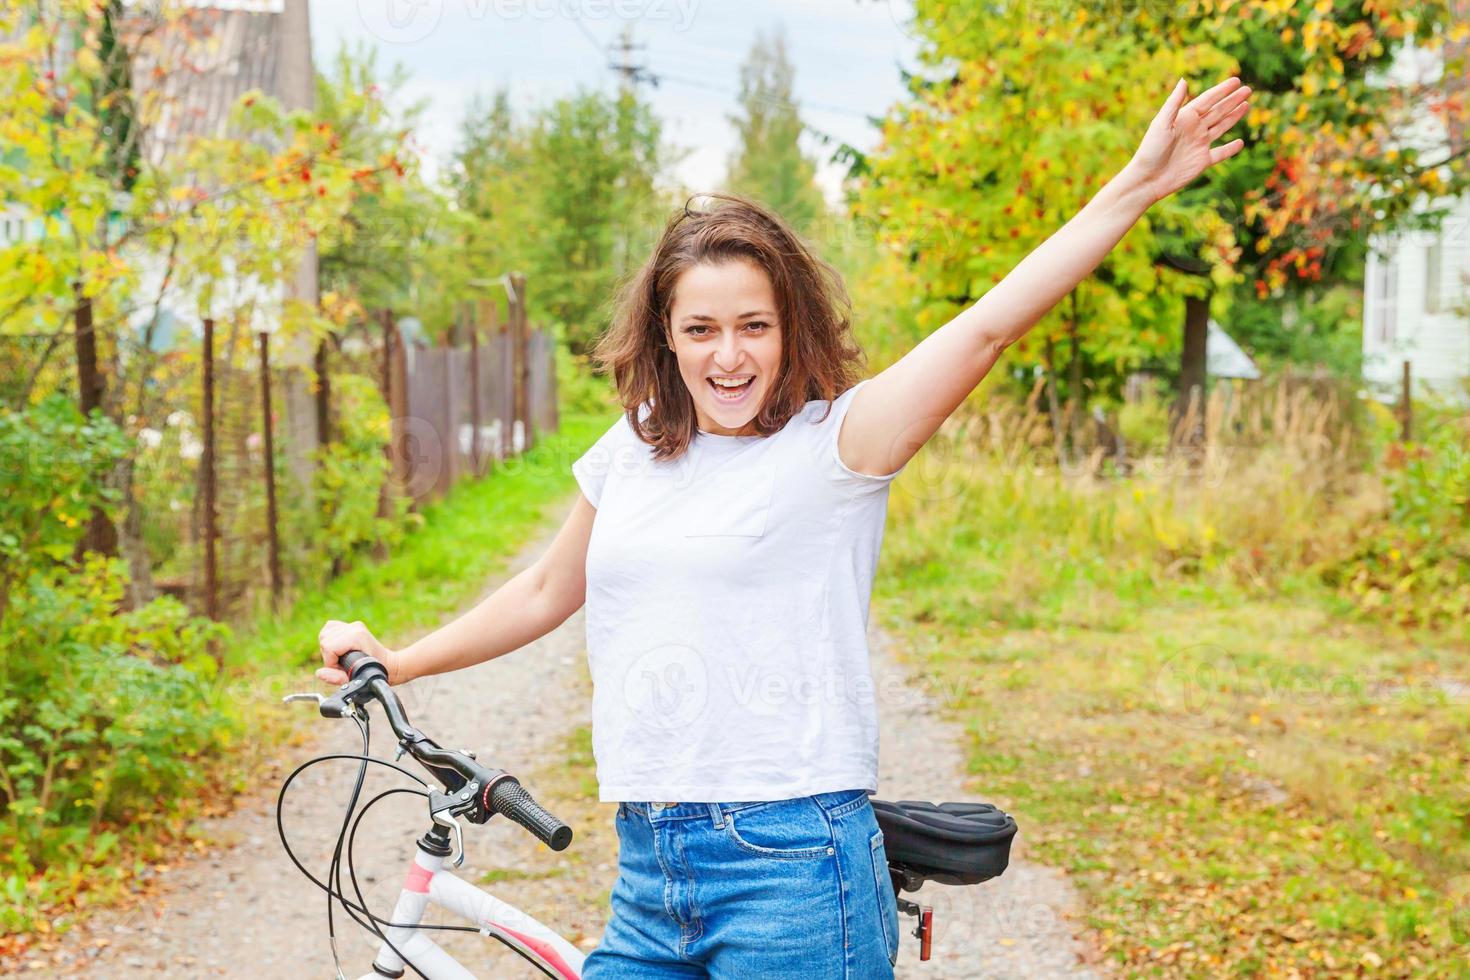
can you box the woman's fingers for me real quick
[1202,86,1251,130]
[1209,138,1246,166]
[1185,76,1243,119]
[1208,100,1250,140]
[1157,77,1188,129]
[315,620,398,687]
[317,665,348,685]
[319,618,375,682]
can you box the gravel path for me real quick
[25,496,1100,978]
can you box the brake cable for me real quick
[276,716,553,979]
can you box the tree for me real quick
[1,1,386,603]
[857,2,1235,442]
[450,87,673,353]
[726,26,829,236]
[860,0,1470,417]
[1114,0,1470,369]
[315,41,442,320]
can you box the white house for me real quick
[1362,39,1470,405]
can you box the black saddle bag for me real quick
[870,799,1018,889]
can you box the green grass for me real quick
[875,464,1470,978]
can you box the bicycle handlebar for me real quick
[330,649,573,852]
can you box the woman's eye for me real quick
[744,322,768,332]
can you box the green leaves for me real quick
[0,397,127,606]
[450,86,672,354]
[860,2,1233,379]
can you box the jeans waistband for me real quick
[620,789,869,827]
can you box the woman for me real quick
[317,76,1251,978]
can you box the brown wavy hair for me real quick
[588,192,866,462]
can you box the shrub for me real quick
[1324,400,1470,627]
[305,373,409,577]
[0,397,234,932]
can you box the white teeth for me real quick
[711,377,751,388]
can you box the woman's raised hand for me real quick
[1123,75,1251,205]
[317,619,399,686]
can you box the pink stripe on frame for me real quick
[404,863,434,894]
[489,922,578,979]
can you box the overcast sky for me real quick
[310,0,925,204]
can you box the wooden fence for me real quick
[393,323,558,502]
[377,273,558,505]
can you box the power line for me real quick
[647,66,876,121]
[568,9,608,62]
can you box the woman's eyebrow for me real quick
[680,310,776,322]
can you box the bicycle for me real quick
[279,649,1018,978]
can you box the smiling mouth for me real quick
[707,377,754,401]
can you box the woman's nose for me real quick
[715,334,743,370]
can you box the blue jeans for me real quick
[582,789,900,979]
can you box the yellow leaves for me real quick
[1280,27,1295,44]
[1314,0,1333,13]
[1452,23,1470,44]
[1300,75,1320,98]
[74,47,101,78]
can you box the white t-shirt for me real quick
[571,378,906,802]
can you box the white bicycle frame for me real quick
[356,843,586,979]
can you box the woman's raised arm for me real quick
[837,76,1252,480]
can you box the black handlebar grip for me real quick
[486,778,573,851]
[338,649,381,680]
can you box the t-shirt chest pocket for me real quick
[682,461,777,538]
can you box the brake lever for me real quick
[428,790,475,868]
[283,691,356,719]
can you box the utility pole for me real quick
[609,25,656,94]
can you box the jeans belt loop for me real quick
[708,803,725,829]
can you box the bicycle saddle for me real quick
[871,799,1017,889]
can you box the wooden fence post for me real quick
[1400,359,1413,442]
[511,272,533,453]
[467,301,483,477]
[201,317,219,623]
[388,313,410,503]
[257,330,282,608]
[376,309,397,538]
[73,283,118,557]
[485,298,503,464]
[314,338,331,448]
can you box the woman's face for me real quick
[667,259,784,437]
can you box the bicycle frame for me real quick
[358,840,586,979]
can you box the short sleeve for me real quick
[571,415,628,508]
[817,378,908,492]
